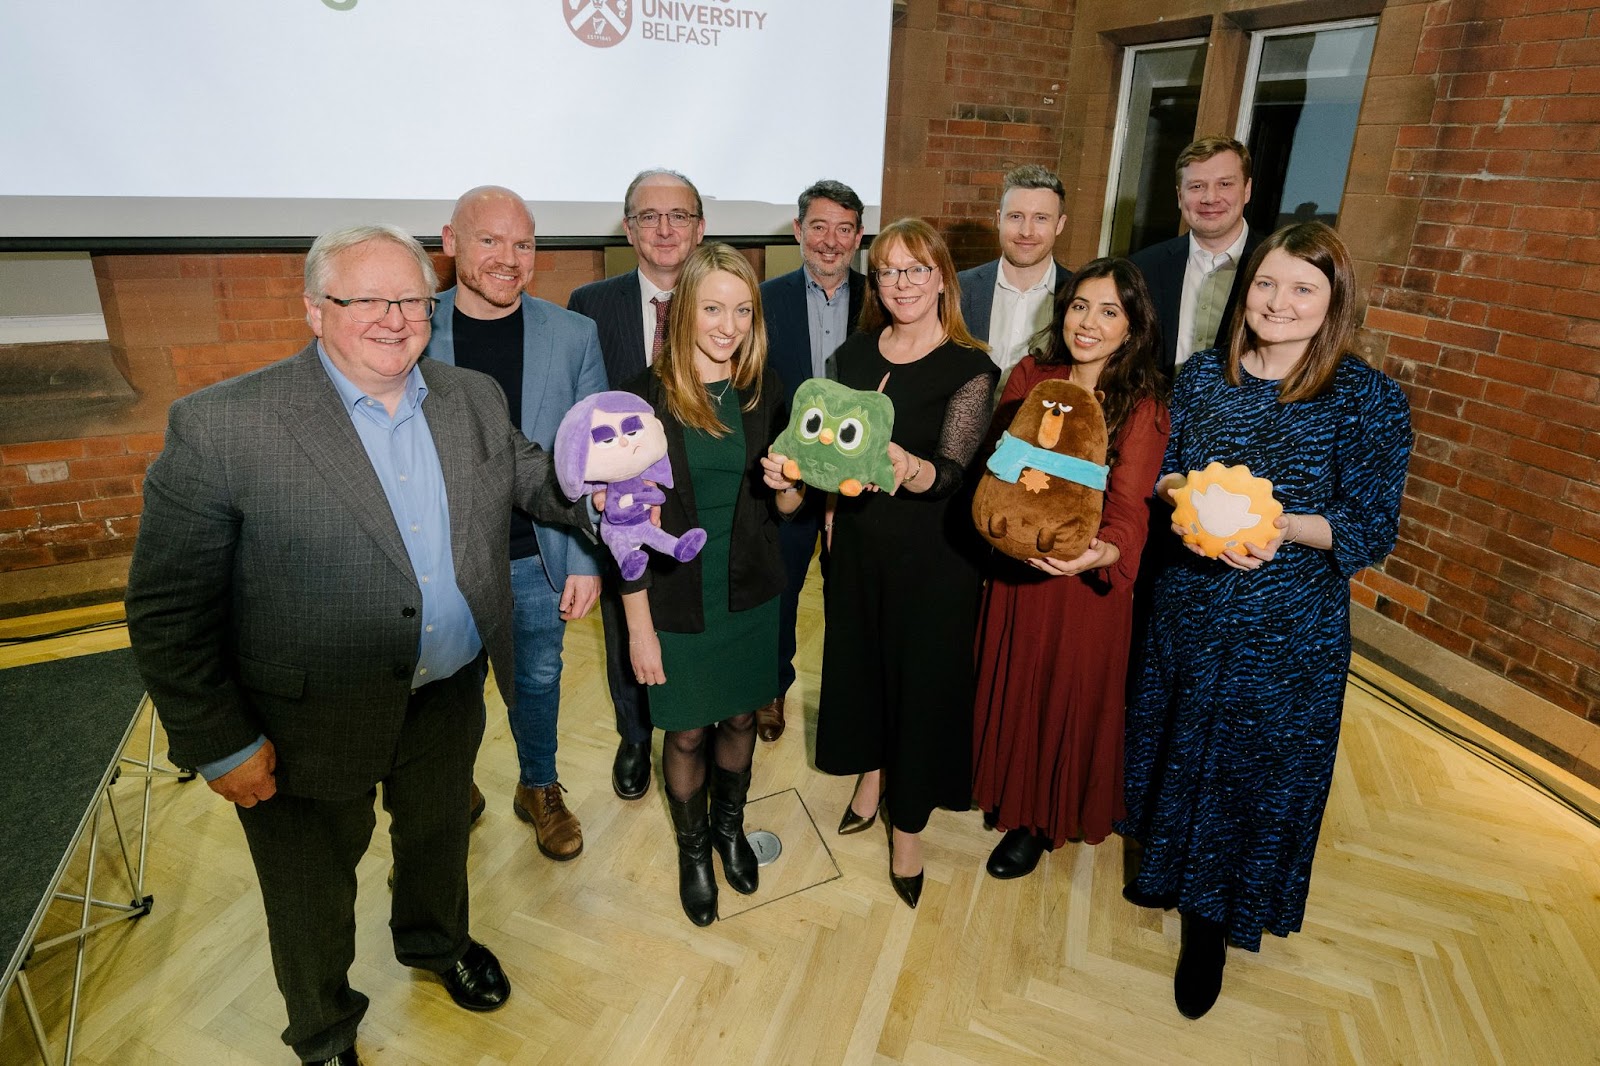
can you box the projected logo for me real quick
[566,0,632,48]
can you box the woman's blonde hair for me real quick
[858,217,987,352]
[654,243,768,436]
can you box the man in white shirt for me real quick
[1130,136,1262,377]
[567,168,706,801]
[957,164,1073,385]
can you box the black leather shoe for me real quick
[1122,881,1180,909]
[437,940,511,1012]
[667,786,717,925]
[304,1048,360,1066]
[1174,914,1227,1019]
[612,739,651,800]
[709,766,759,895]
[837,776,878,835]
[985,828,1048,880]
[469,781,487,825]
[890,868,923,909]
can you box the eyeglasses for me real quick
[322,295,439,322]
[626,210,701,229]
[873,265,935,286]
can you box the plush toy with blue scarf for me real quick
[971,377,1109,561]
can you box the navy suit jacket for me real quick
[425,289,608,589]
[1129,227,1264,376]
[759,267,866,403]
[956,258,1073,345]
[567,269,648,396]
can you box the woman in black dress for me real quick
[815,218,996,908]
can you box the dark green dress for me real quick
[651,385,780,731]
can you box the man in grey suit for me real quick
[566,168,705,800]
[757,179,865,742]
[1129,135,1261,377]
[126,225,594,1066]
[957,164,1072,387]
[425,186,608,862]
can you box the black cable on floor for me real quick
[1347,670,1600,833]
[0,619,127,647]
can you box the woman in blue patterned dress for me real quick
[1117,222,1412,1019]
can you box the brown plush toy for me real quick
[971,378,1110,561]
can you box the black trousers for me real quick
[777,508,824,695]
[235,654,487,1061]
[599,575,652,744]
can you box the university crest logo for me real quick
[565,0,632,48]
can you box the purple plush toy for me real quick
[554,391,707,582]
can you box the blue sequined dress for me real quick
[1117,349,1411,951]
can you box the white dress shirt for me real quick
[638,270,671,368]
[987,258,1058,374]
[1176,225,1249,369]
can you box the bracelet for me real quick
[824,522,834,532]
[910,456,924,483]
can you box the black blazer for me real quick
[1129,227,1264,377]
[759,267,866,404]
[568,269,647,392]
[618,366,788,633]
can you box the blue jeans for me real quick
[508,555,566,788]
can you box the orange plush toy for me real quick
[1169,461,1283,558]
[971,379,1110,561]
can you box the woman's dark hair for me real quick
[1034,256,1167,455]
[1224,221,1357,403]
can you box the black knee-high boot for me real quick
[709,766,759,895]
[667,785,717,926]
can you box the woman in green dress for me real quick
[620,243,805,926]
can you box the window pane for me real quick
[1107,42,1207,257]
[1242,23,1376,232]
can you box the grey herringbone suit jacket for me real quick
[125,343,590,800]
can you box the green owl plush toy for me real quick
[770,378,896,496]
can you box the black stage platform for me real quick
[0,648,157,1064]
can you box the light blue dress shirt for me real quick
[195,348,481,781]
[804,272,853,379]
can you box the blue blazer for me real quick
[1130,227,1264,376]
[567,269,647,396]
[426,289,608,588]
[956,258,1073,345]
[759,267,866,404]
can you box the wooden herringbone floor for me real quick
[4,570,1600,1065]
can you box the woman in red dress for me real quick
[971,257,1170,878]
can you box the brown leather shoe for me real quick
[756,695,786,742]
[514,782,583,861]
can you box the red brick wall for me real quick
[0,247,602,595]
[1355,0,1600,720]
[884,0,1075,269]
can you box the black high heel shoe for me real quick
[837,776,878,835]
[887,827,923,909]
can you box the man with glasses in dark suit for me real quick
[127,225,595,1066]
[567,168,706,801]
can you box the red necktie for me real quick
[651,294,671,363]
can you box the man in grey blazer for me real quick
[758,179,865,742]
[957,164,1072,388]
[126,225,594,1066]
[425,186,608,863]
[566,168,705,800]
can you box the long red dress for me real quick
[971,356,1170,847]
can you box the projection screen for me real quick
[0,0,894,243]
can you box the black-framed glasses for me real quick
[322,295,439,322]
[626,210,701,229]
[873,265,935,286]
